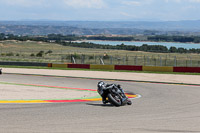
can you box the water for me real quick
[80,40,200,49]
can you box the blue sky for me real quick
[0,0,200,21]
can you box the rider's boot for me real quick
[103,100,109,104]
[102,97,108,104]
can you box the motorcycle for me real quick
[97,81,132,106]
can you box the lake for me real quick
[79,40,200,49]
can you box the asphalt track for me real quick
[0,73,200,133]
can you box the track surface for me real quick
[0,74,200,133]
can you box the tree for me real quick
[169,47,177,53]
[36,51,44,57]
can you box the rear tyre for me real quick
[108,93,122,107]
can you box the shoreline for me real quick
[71,40,200,49]
[74,40,200,45]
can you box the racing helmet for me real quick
[97,81,105,88]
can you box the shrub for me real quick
[30,53,35,57]
[36,51,44,57]
[6,52,14,56]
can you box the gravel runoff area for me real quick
[2,68,200,85]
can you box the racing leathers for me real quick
[97,81,116,104]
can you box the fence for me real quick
[0,53,200,67]
[66,54,200,67]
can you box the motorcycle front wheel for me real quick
[108,93,122,107]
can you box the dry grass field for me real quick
[0,40,200,67]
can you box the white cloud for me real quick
[164,0,182,3]
[0,0,47,7]
[175,0,182,3]
[63,0,106,9]
[121,0,154,6]
[189,0,200,3]
[164,0,200,3]
[120,12,138,19]
[120,12,131,17]
[122,1,141,6]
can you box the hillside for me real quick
[0,20,200,35]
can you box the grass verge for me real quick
[1,65,200,75]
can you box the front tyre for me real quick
[127,100,132,105]
[108,93,122,107]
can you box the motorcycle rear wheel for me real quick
[108,93,122,107]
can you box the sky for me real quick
[0,0,200,21]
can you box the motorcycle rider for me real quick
[97,81,132,105]
[97,81,114,104]
[0,68,2,75]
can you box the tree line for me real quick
[60,42,200,54]
[86,36,135,41]
[1,33,200,54]
[1,33,200,43]
[148,35,200,43]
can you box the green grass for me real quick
[0,40,200,66]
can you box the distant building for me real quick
[49,40,56,43]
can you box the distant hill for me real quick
[0,25,146,35]
[0,20,200,35]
